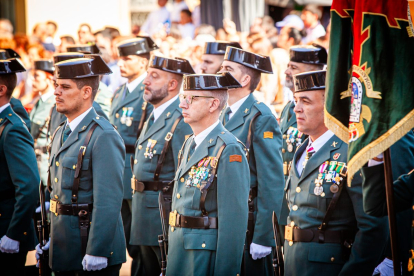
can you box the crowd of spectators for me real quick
[0,2,329,115]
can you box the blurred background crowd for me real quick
[0,0,331,116]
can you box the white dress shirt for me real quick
[227,94,250,121]
[141,7,170,36]
[65,107,93,134]
[0,103,10,114]
[153,95,178,122]
[296,130,334,176]
[193,120,220,150]
[127,72,147,93]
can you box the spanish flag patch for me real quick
[229,155,242,163]
[263,131,273,139]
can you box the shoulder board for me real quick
[253,101,272,116]
[218,130,237,145]
[92,116,113,130]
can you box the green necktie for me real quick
[224,107,232,125]
[61,124,71,145]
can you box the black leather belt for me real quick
[131,179,170,193]
[125,144,135,154]
[285,226,355,244]
[49,199,93,217]
[0,189,14,201]
[169,211,218,229]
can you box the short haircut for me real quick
[46,21,58,30]
[181,9,192,18]
[60,35,75,44]
[72,76,99,99]
[78,23,92,33]
[240,65,261,92]
[204,90,228,111]
[0,73,17,98]
[303,4,322,19]
[287,27,305,45]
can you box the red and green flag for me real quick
[325,0,414,183]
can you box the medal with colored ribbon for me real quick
[330,162,345,193]
[186,166,197,187]
[314,161,328,196]
[296,132,303,147]
[144,139,157,159]
[287,128,298,152]
[125,107,134,127]
[120,107,127,124]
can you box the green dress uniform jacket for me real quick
[109,82,153,199]
[49,102,108,137]
[0,105,39,252]
[284,135,388,276]
[10,97,31,131]
[167,123,250,276]
[130,98,192,246]
[48,109,126,272]
[30,95,55,185]
[95,82,113,117]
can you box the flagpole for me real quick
[383,148,400,276]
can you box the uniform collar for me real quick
[194,120,220,150]
[228,94,249,120]
[66,107,93,132]
[0,103,10,114]
[306,129,334,154]
[127,72,147,93]
[40,89,54,102]
[154,95,178,122]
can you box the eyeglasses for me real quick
[179,94,215,105]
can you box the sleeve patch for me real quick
[229,155,242,163]
[263,131,273,139]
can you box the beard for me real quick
[143,84,169,105]
[285,75,294,89]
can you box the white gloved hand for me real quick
[250,243,272,260]
[82,254,108,271]
[368,153,384,167]
[35,201,50,213]
[35,238,50,268]
[373,258,394,275]
[0,235,20,253]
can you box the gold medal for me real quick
[287,143,293,152]
[330,184,339,193]
[125,117,132,127]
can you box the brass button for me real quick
[54,178,58,183]
[171,227,174,232]
[134,159,138,164]
[8,113,12,116]
[180,178,184,183]
[138,145,142,150]
[23,232,27,235]
[56,161,59,167]
[292,205,298,211]
[331,257,335,262]
[153,150,157,154]
[176,193,181,199]
[196,184,200,189]
[0,213,1,217]
[282,134,286,139]
[321,192,326,197]
[116,113,120,118]
[73,165,76,169]
[201,243,206,248]
[289,241,293,246]
[290,221,295,227]
[282,148,286,153]
[110,252,113,255]
[54,195,58,199]
[96,116,100,119]
[295,187,301,193]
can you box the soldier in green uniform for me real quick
[129,56,194,275]
[200,41,241,74]
[284,70,388,275]
[166,73,250,276]
[109,36,156,276]
[48,52,109,136]
[29,59,55,186]
[218,47,284,275]
[0,56,39,275]
[35,56,126,274]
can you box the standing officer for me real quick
[200,41,241,74]
[48,52,109,136]
[284,70,388,275]
[36,56,126,274]
[130,56,193,275]
[29,59,55,186]
[167,73,249,276]
[109,36,156,276]
[0,57,39,274]
[218,47,284,275]
[0,48,31,129]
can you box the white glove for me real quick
[373,258,394,275]
[82,254,108,271]
[250,243,272,260]
[0,235,20,253]
[35,238,50,268]
[35,201,50,213]
[368,153,384,167]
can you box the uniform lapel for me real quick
[224,93,256,132]
[292,138,308,179]
[180,124,221,177]
[55,109,97,157]
[280,101,297,133]
[298,136,342,185]
[114,81,145,113]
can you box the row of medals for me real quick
[144,139,157,159]
[120,107,134,127]
[314,161,346,196]
[186,157,213,188]
[285,127,303,152]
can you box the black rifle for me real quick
[272,211,284,276]
[37,182,51,276]
[158,186,172,276]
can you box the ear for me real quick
[81,85,93,101]
[209,98,221,113]
[0,85,7,97]
[239,73,251,88]
[168,79,179,91]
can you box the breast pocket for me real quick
[306,178,335,220]
[61,156,91,190]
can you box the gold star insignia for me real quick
[332,141,338,147]
[209,139,213,144]
[244,108,249,114]
[81,126,86,130]
[0,118,3,123]
[166,112,171,117]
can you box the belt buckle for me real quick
[165,132,173,141]
[285,225,293,242]
[50,199,58,216]
[169,210,177,227]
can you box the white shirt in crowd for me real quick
[141,6,170,36]
[170,1,188,22]
[178,23,195,39]
[302,21,326,44]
